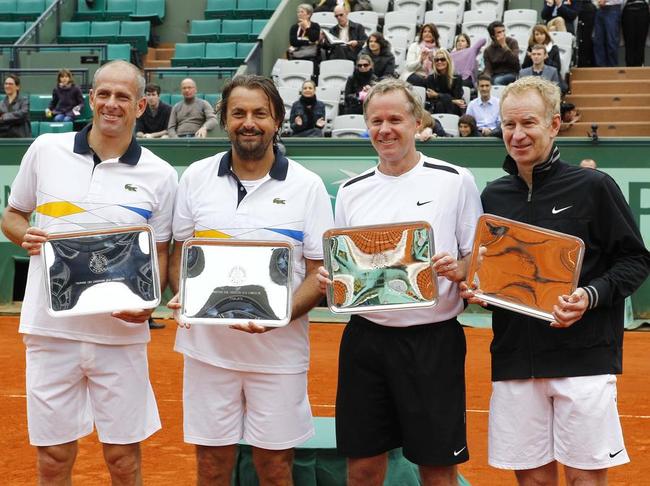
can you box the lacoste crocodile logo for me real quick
[273,198,285,204]
[124,184,138,192]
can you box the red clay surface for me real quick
[1,318,648,485]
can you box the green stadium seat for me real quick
[250,19,267,38]
[235,0,267,19]
[58,21,90,43]
[218,19,252,42]
[205,0,235,19]
[171,43,205,67]
[77,95,92,125]
[0,0,16,16]
[130,0,165,25]
[203,42,237,67]
[119,20,150,53]
[30,121,40,137]
[235,41,255,61]
[203,93,221,108]
[266,0,281,10]
[105,0,134,20]
[169,93,183,105]
[187,19,221,43]
[106,43,131,61]
[29,94,52,121]
[0,21,25,43]
[13,0,45,20]
[39,121,74,134]
[88,21,120,43]
[158,93,171,105]
[75,0,106,20]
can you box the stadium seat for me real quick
[503,9,537,39]
[348,11,379,37]
[433,113,459,136]
[203,41,238,66]
[433,0,465,24]
[311,12,336,30]
[187,19,221,43]
[169,93,183,106]
[29,94,51,121]
[13,0,45,21]
[119,20,150,52]
[250,19,267,38]
[130,0,165,25]
[471,0,504,20]
[384,11,417,43]
[463,8,497,24]
[331,114,367,138]
[0,21,25,43]
[276,60,314,89]
[106,43,131,61]
[39,121,74,134]
[0,0,16,16]
[368,0,390,21]
[88,21,120,43]
[58,21,90,43]
[278,85,299,120]
[315,86,341,124]
[235,42,255,62]
[105,0,134,20]
[490,84,506,98]
[171,43,205,67]
[204,93,221,108]
[318,59,354,92]
[393,0,427,25]
[235,0,267,19]
[218,19,252,42]
[387,34,409,69]
[411,85,426,106]
[205,0,236,19]
[462,20,491,45]
[266,0,281,10]
[30,121,40,137]
[75,0,107,20]
[424,9,457,28]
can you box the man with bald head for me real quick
[167,77,218,138]
[326,5,367,60]
[1,60,177,484]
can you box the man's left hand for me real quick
[230,322,273,333]
[432,252,466,282]
[112,308,154,323]
[550,288,589,328]
[195,127,208,138]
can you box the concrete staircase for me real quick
[142,43,174,68]
[562,67,650,137]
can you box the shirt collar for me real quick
[73,124,142,166]
[217,148,289,181]
[503,145,560,176]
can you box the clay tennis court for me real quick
[1,317,648,485]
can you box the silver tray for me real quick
[466,214,585,321]
[42,225,161,317]
[179,239,293,326]
[323,221,438,314]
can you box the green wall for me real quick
[2,137,650,316]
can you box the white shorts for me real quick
[24,335,161,447]
[183,355,314,449]
[489,375,629,471]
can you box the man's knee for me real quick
[564,465,608,486]
[419,465,457,486]
[37,442,78,481]
[103,443,141,481]
[348,454,388,486]
[196,445,237,483]
[514,461,558,486]
[252,447,294,485]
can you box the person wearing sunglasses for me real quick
[325,5,368,61]
[424,49,466,116]
[343,54,378,114]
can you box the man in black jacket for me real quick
[325,6,367,61]
[463,76,650,485]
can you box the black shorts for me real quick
[335,315,469,466]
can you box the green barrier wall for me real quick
[1,137,650,316]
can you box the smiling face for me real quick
[534,29,547,45]
[459,122,472,137]
[89,64,145,139]
[4,77,18,97]
[478,79,492,100]
[368,36,380,54]
[301,81,315,97]
[433,53,448,74]
[365,90,421,170]
[501,90,561,174]
[225,86,279,162]
[421,26,434,43]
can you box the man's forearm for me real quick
[291,259,323,320]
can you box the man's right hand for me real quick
[22,227,48,256]
[316,266,331,294]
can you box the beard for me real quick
[231,128,274,160]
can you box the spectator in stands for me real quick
[361,32,396,80]
[136,83,171,139]
[546,17,568,31]
[593,0,622,67]
[559,101,581,131]
[580,158,597,168]
[289,80,326,137]
[451,33,487,89]
[0,74,31,138]
[45,69,84,123]
[415,110,447,140]
[576,0,597,66]
[458,114,480,137]
[521,25,562,74]
[325,5,367,61]
[288,4,321,63]
[343,54,378,114]
[167,78,217,138]
[424,49,465,115]
[400,23,441,88]
[519,44,563,89]
[622,0,649,66]
[483,21,520,86]
[542,0,578,34]
[466,74,501,136]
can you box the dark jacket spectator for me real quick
[483,21,520,85]
[343,54,377,114]
[289,80,326,136]
[288,3,322,62]
[360,32,396,80]
[541,0,578,34]
[326,6,367,60]
[136,84,172,138]
[424,49,465,115]
[47,69,84,122]
[0,74,31,138]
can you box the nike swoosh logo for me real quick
[453,446,466,456]
[552,205,572,214]
[609,449,624,458]
[417,200,433,206]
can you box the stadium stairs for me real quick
[143,42,174,68]
[563,67,650,137]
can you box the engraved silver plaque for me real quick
[179,239,293,326]
[466,214,585,321]
[323,222,438,314]
[42,225,161,317]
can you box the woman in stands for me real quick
[451,33,487,89]
[0,74,31,138]
[415,110,447,140]
[289,80,326,137]
[400,23,440,88]
[46,69,84,123]
[361,32,396,80]
[424,49,465,115]
[343,54,377,114]
[521,24,562,73]
[287,3,321,63]
[458,114,480,137]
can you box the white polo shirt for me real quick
[335,153,482,327]
[8,125,178,345]
[173,150,334,374]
